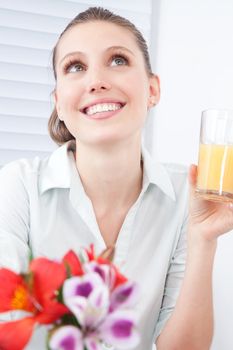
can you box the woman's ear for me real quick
[148,74,160,108]
[53,90,63,121]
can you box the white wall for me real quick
[150,1,233,349]
[151,0,233,166]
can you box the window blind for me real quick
[0,0,152,167]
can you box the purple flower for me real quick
[50,271,140,349]
[84,261,116,290]
[49,326,83,350]
[63,272,110,328]
[110,281,139,312]
[99,310,140,349]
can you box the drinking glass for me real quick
[196,109,233,202]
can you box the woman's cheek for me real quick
[60,90,82,111]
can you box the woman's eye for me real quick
[65,61,85,73]
[111,56,128,66]
[68,64,84,73]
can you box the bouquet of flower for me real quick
[0,245,140,350]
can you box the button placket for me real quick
[114,194,144,269]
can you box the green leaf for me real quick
[60,313,80,327]
[28,249,34,262]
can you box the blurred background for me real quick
[0,0,233,348]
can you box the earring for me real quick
[149,96,156,107]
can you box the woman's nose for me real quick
[87,79,112,93]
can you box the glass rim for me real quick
[202,108,233,119]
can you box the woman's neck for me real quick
[74,139,143,215]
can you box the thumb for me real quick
[188,164,198,192]
[99,246,115,262]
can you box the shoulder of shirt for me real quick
[0,142,73,193]
[0,157,43,176]
[0,154,54,193]
[0,142,69,177]
[0,157,44,199]
[0,156,47,177]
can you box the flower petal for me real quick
[84,262,116,290]
[0,317,35,350]
[49,326,83,350]
[0,269,27,312]
[35,301,69,324]
[111,266,128,289]
[64,286,109,329]
[99,310,140,349]
[85,285,109,327]
[85,336,102,350]
[63,274,103,326]
[63,273,104,301]
[30,258,66,304]
[85,244,95,261]
[63,250,83,276]
[64,295,88,327]
[110,281,139,311]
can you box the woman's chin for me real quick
[78,133,129,147]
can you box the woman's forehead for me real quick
[57,21,139,57]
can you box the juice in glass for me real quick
[197,143,233,201]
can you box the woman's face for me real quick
[54,21,160,147]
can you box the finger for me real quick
[227,202,233,210]
[99,246,115,262]
[188,164,198,188]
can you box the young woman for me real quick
[0,7,233,350]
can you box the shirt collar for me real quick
[39,140,75,194]
[141,144,176,201]
[39,140,176,201]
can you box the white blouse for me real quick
[0,140,188,350]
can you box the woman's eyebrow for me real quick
[58,46,135,67]
[105,46,135,56]
[58,51,85,67]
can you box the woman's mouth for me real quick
[81,102,125,120]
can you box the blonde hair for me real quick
[48,7,153,145]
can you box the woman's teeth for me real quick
[85,103,122,116]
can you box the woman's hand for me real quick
[188,164,233,242]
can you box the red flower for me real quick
[111,265,128,289]
[85,243,95,261]
[62,250,83,276]
[0,258,68,350]
[0,269,34,313]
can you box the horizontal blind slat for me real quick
[0,115,48,135]
[0,8,69,34]
[0,62,54,85]
[0,0,88,18]
[0,97,52,118]
[65,0,151,13]
[0,0,151,17]
[0,131,56,152]
[0,26,58,50]
[0,80,53,102]
[0,44,51,67]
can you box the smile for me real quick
[85,103,122,116]
[80,101,126,120]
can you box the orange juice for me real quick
[197,143,233,195]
